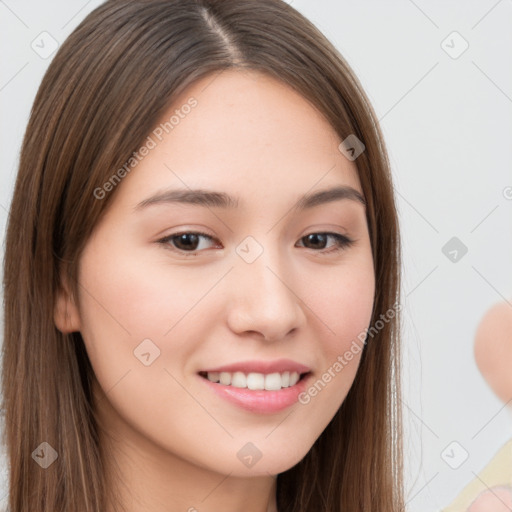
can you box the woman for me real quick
[1,1,403,510]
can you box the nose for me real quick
[225,246,307,342]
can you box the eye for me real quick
[296,232,354,254]
[157,231,354,256]
[158,231,220,255]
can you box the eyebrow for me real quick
[134,185,366,212]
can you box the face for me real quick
[56,69,375,477]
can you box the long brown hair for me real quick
[2,1,403,510]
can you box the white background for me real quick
[1,1,511,511]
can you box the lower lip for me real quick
[199,373,312,414]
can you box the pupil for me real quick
[306,233,326,249]
[176,233,199,250]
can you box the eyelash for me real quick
[157,230,354,257]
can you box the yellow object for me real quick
[443,438,512,511]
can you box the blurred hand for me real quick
[474,301,512,404]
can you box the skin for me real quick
[468,301,512,512]
[467,487,512,512]
[474,300,512,404]
[54,69,375,512]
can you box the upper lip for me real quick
[200,358,311,375]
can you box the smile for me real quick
[198,368,313,414]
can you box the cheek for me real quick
[74,244,190,392]
[75,241,232,409]
[77,244,216,341]
[294,255,375,410]
[75,246,215,448]
[308,257,376,352]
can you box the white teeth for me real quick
[207,371,220,382]
[231,371,247,388]
[289,371,300,386]
[203,370,304,390]
[264,372,282,391]
[247,372,265,390]
[219,372,231,385]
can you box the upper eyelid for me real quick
[159,230,349,240]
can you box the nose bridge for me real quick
[227,236,305,339]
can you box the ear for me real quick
[54,271,81,334]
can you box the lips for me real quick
[199,358,311,375]
[198,364,313,413]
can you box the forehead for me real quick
[108,68,361,211]
[165,68,343,157]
